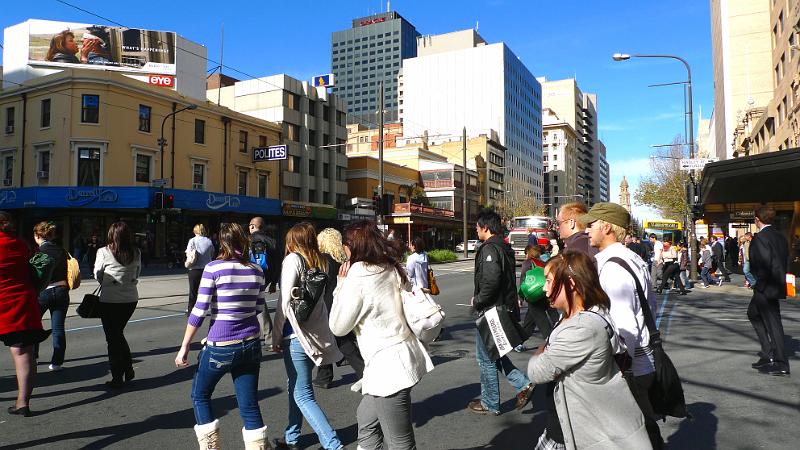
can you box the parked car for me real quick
[456,240,482,252]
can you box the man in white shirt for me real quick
[649,233,663,286]
[582,202,664,449]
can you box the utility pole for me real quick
[377,80,385,228]
[462,126,468,259]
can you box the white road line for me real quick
[455,303,472,307]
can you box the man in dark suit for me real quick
[711,235,731,282]
[748,206,790,376]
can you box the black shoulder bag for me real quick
[290,254,328,323]
[607,256,689,419]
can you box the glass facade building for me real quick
[330,12,420,126]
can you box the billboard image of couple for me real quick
[28,20,176,75]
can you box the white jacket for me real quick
[330,262,433,397]
[93,246,140,303]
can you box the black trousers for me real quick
[187,269,204,315]
[625,372,664,450]
[99,302,137,380]
[315,332,365,384]
[520,301,554,341]
[747,291,787,364]
[659,262,685,292]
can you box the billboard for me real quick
[27,20,176,75]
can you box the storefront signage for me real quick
[253,145,287,162]
[206,193,241,210]
[283,203,312,218]
[0,190,18,206]
[65,187,119,206]
[394,217,412,224]
[730,210,755,220]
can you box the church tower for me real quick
[619,176,631,213]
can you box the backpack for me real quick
[289,254,328,322]
[250,240,269,275]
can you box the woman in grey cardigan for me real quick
[94,222,141,388]
[528,251,651,450]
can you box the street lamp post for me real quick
[613,52,698,281]
[156,103,197,259]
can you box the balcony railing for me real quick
[422,179,480,192]
[393,202,456,218]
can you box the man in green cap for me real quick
[581,202,664,449]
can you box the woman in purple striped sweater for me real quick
[174,223,269,450]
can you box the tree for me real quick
[634,134,690,221]
[400,183,429,205]
[495,184,548,222]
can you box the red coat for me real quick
[0,231,42,335]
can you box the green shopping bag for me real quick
[518,265,546,304]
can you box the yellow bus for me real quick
[643,220,684,244]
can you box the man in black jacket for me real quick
[711,235,731,282]
[249,217,280,346]
[467,209,534,416]
[748,207,790,376]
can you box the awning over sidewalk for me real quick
[700,148,800,204]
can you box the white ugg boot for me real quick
[242,425,272,450]
[194,419,220,450]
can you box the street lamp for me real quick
[158,104,198,181]
[613,52,698,281]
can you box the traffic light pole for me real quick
[377,80,385,228]
[462,127,468,260]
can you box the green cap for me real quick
[579,202,631,229]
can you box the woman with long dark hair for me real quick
[175,223,270,449]
[0,212,50,417]
[330,220,433,450]
[527,251,650,450]
[93,221,141,388]
[33,221,70,371]
[272,222,344,450]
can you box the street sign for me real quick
[395,217,412,224]
[151,178,169,187]
[679,158,718,171]
[312,74,335,87]
[253,145,288,162]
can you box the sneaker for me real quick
[48,364,63,371]
[350,379,363,393]
[717,279,724,286]
[700,284,709,289]
[513,344,527,353]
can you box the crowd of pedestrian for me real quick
[0,201,792,449]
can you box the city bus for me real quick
[643,220,684,244]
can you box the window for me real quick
[138,105,151,132]
[323,192,330,204]
[81,94,99,123]
[309,129,318,146]
[309,189,317,201]
[41,99,51,128]
[3,155,13,184]
[289,155,301,173]
[259,135,267,147]
[309,159,316,176]
[38,150,51,177]
[5,107,14,133]
[258,173,268,198]
[192,163,205,190]
[287,93,301,111]
[194,119,205,144]
[135,153,151,182]
[239,130,248,153]
[308,100,316,116]
[287,123,300,142]
[77,147,101,186]
[336,166,346,181]
[238,170,248,195]
[323,162,330,178]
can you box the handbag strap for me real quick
[605,257,661,346]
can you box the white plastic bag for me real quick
[401,286,445,344]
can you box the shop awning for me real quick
[700,148,800,204]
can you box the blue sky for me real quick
[1,1,713,219]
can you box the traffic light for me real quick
[164,193,175,209]
[373,195,381,215]
[382,194,392,216]
[692,204,704,219]
[153,191,164,209]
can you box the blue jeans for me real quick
[475,329,531,413]
[283,338,342,449]
[191,338,264,430]
[700,266,720,286]
[743,261,757,286]
[38,286,69,366]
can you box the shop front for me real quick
[700,149,800,274]
[387,203,471,250]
